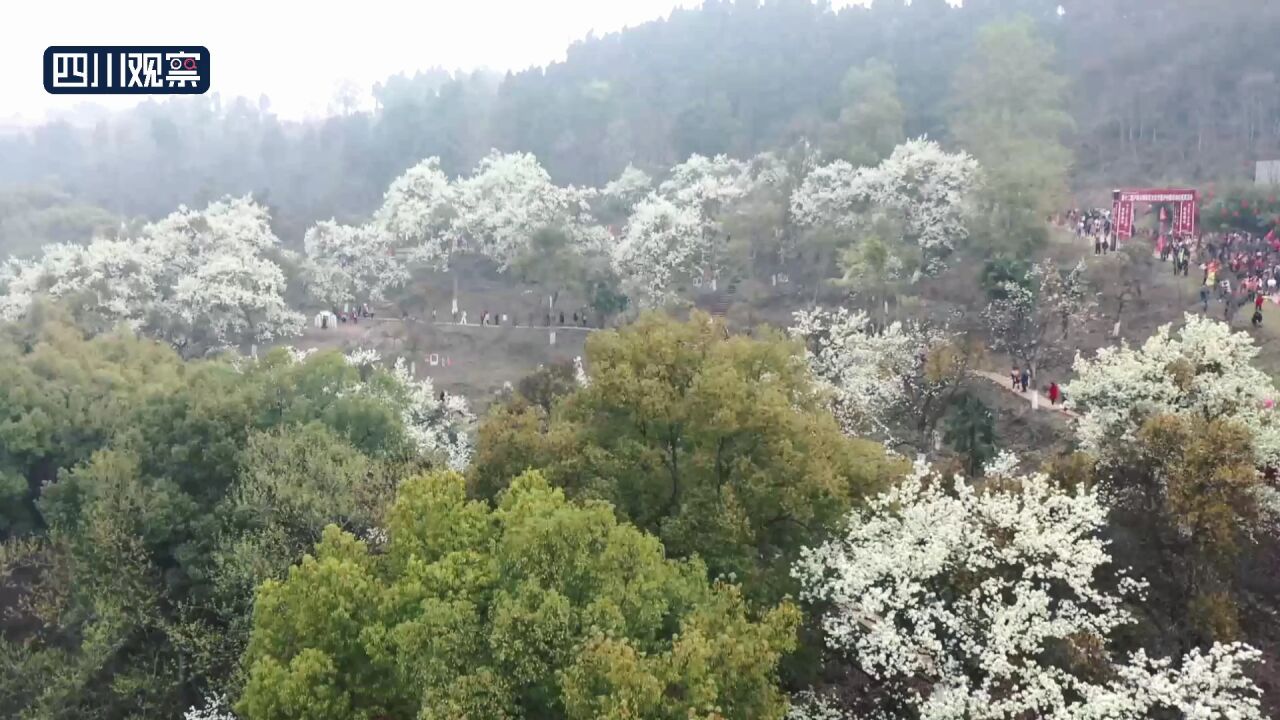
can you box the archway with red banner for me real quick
[1112,188,1199,240]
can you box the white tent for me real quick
[314,311,338,329]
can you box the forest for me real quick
[2,0,1279,252]
[2,1,1280,720]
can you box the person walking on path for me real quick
[1200,285,1211,314]
[1011,366,1020,390]
[1019,367,1031,393]
[1048,381,1061,406]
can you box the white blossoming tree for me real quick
[144,197,303,354]
[611,194,705,307]
[385,357,474,470]
[0,238,159,330]
[984,259,1094,379]
[790,307,921,437]
[0,196,302,356]
[610,151,798,306]
[791,307,978,447]
[601,163,654,215]
[183,693,237,720]
[791,159,864,232]
[451,150,576,270]
[793,460,1266,720]
[281,349,474,470]
[375,156,457,269]
[658,153,750,290]
[302,220,408,308]
[792,138,979,275]
[1067,313,1280,467]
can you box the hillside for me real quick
[3,0,1279,248]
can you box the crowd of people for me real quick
[1189,230,1280,326]
[1066,205,1280,328]
[1007,365,1065,407]
[1065,208,1117,255]
[438,308,595,328]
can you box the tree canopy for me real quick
[470,312,901,603]
[238,470,801,720]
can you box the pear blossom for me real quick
[303,220,408,306]
[608,151,794,305]
[792,138,979,273]
[386,357,474,470]
[790,307,921,436]
[276,349,474,470]
[451,151,579,270]
[612,194,705,306]
[984,259,1094,378]
[794,460,1265,719]
[786,691,850,720]
[790,158,864,231]
[791,306,959,441]
[342,346,383,368]
[0,196,302,354]
[601,163,654,212]
[374,156,457,268]
[183,693,236,720]
[281,346,317,364]
[1067,313,1280,467]
[0,238,159,328]
[659,153,750,211]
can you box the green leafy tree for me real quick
[469,312,900,603]
[828,59,906,167]
[238,470,801,720]
[943,391,996,477]
[0,316,435,719]
[951,16,1073,254]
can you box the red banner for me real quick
[1174,199,1197,236]
[1112,188,1197,239]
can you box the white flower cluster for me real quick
[612,153,783,307]
[612,194,705,306]
[786,690,850,720]
[342,346,383,368]
[793,460,1265,720]
[282,346,317,364]
[0,197,303,352]
[573,355,590,388]
[276,349,474,470]
[1067,313,1280,467]
[984,260,1093,375]
[368,152,607,283]
[376,156,458,270]
[790,306,945,438]
[303,220,408,307]
[792,138,980,273]
[450,151,585,270]
[1252,484,1280,535]
[183,693,236,720]
[388,357,474,471]
[788,302,952,438]
[601,163,654,212]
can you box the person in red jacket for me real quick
[1048,382,1061,406]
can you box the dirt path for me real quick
[971,370,1077,418]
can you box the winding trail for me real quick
[971,370,1077,419]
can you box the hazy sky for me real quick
[0,0,724,123]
